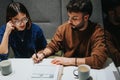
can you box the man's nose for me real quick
[68,19,72,24]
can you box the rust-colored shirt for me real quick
[47,21,107,69]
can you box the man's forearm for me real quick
[42,48,52,57]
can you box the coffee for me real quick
[79,66,89,72]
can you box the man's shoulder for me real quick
[58,22,70,29]
[95,24,104,30]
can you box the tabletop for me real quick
[0,58,120,80]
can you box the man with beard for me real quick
[103,2,120,67]
[32,0,108,69]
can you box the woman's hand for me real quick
[5,21,15,35]
[51,57,75,66]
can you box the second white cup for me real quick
[73,64,91,80]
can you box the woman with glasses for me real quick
[0,2,47,61]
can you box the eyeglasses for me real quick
[12,17,28,26]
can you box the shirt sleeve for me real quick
[85,26,107,69]
[0,25,6,43]
[0,54,8,61]
[104,31,120,67]
[0,25,9,61]
[35,25,47,51]
[46,25,64,53]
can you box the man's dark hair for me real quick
[66,0,93,18]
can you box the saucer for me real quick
[87,76,93,80]
[74,76,93,80]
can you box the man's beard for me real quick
[72,19,85,30]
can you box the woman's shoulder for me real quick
[31,23,41,28]
[31,23,42,30]
[31,23,43,32]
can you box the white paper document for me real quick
[30,60,63,80]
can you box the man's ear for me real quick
[84,14,89,21]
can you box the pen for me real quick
[34,49,38,58]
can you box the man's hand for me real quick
[32,52,45,63]
[51,57,75,66]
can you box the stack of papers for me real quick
[30,59,63,80]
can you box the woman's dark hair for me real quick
[6,2,31,29]
[66,0,93,18]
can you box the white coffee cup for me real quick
[0,60,12,76]
[73,64,91,80]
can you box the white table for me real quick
[117,66,120,75]
[0,58,120,80]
